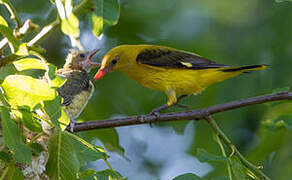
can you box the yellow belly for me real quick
[126,64,241,95]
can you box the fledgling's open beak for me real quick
[82,49,100,70]
[93,66,111,81]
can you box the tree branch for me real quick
[68,91,292,132]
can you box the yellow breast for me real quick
[125,64,241,95]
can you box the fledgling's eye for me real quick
[79,53,86,58]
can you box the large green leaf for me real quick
[0,106,32,163]
[11,107,42,132]
[1,75,56,109]
[65,132,106,166]
[46,131,80,179]
[3,164,25,180]
[90,0,120,37]
[43,96,70,130]
[173,173,204,180]
[0,15,20,51]
[13,58,47,71]
[197,148,229,163]
[229,156,246,180]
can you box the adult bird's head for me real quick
[94,46,130,81]
[64,49,100,72]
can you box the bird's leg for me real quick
[150,89,188,115]
[69,117,77,132]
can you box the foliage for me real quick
[0,0,121,178]
[0,0,291,179]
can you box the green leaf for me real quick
[229,156,246,180]
[0,106,32,163]
[43,96,70,130]
[197,148,229,163]
[90,0,120,37]
[0,15,20,51]
[275,0,292,2]
[0,63,18,82]
[61,13,80,37]
[46,131,80,180]
[90,169,123,180]
[11,107,42,132]
[15,43,29,56]
[83,128,126,157]
[65,132,106,165]
[262,102,292,131]
[0,151,11,162]
[45,63,67,88]
[29,142,44,156]
[4,164,25,180]
[13,58,47,71]
[1,75,56,109]
[173,173,204,180]
[79,169,97,179]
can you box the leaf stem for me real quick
[104,158,114,171]
[0,166,9,180]
[205,116,270,180]
[215,133,233,180]
[27,132,45,145]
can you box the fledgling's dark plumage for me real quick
[57,50,99,125]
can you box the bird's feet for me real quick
[69,118,78,132]
[150,95,189,116]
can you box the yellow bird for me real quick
[94,45,267,114]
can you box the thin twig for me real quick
[67,92,292,132]
[206,116,270,180]
[215,134,233,180]
[28,0,93,47]
[0,19,38,52]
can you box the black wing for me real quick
[56,70,90,106]
[136,47,228,69]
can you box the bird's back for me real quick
[56,69,94,119]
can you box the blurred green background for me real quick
[2,0,292,179]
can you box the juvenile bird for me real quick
[56,49,99,131]
[94,45,267,114]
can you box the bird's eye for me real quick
[112,59,117,64]
[79,53,86,58]
[111,56,119,65]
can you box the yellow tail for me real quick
[219,64,268,73]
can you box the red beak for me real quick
[94,68,109,81]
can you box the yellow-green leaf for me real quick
[90,0,120,37]
[13,58,47,71]
[61,13,80,38]
[0,106,32,163]
[46,131,80,179]
[1,75,56,109]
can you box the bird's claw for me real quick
[69,118,78,133]
[177,103,189,109]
